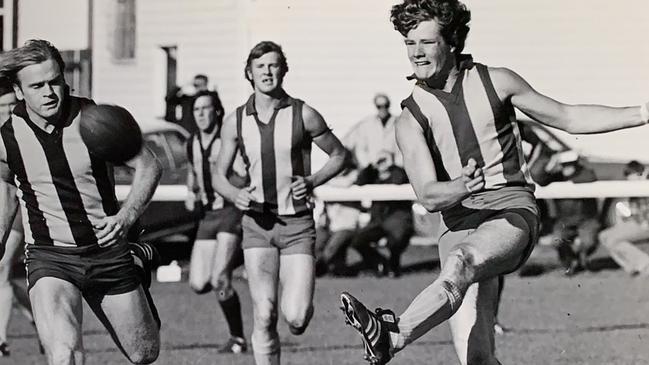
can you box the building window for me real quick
[113,0,136,60]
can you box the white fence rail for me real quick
[116,180,649,202]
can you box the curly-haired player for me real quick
[340,1,649,364]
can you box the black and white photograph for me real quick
[0,0,648,364]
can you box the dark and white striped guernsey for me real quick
[236,94,312,216]
[186,131,246,211]
[0,97,119,248]
[401,55,533,190]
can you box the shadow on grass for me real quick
[586,257,621,272]
[80,320,649,355]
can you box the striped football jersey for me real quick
[235,94,313,216]
[401,55,534,191]
[0,97,119,249]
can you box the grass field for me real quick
[3,244,649,365]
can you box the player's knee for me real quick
[254,300,278,330]
[189,280,212,294]
[447,245,478,278]
[285,304,313,335]
[126,341,160,364]
[127,349,159,365]
[211,276,233,300]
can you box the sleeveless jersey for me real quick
[186,131,247,211]
[0,97,119,249]
[236,94,312,216]
[401,56,533,191]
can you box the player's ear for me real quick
[12,83,23,101]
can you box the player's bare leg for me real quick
[447,278,500,364]
[395,212,530,362]
[189,239,218,293]
[0,229,22,354]
[245,247,280,365]
[342,211,532,364]
[90,286,160,364]
[212,232,246,353]
[30,277,84,365]
[279,254,315,335]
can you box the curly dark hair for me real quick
[244,41,289,87]
[390,0,471,55]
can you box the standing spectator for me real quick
[345,93,402,168]
[350,151,413,277]
[166,74,224,135]
[317,94,408,277]
[598,161,649,276]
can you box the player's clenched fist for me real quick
[235,186,256,211]
[290,176,313,200]
[461,158,485,193]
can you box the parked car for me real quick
[114,119,200,244]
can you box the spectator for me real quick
[344,93,402,168]
[350,151,413,277]
[315,151,361,277]
[598,161,649,276]
[524,124,600,275]
[316,94,407,277]
[165,74,224,135]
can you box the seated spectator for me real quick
[598,161,649,276]
[524,125,601,275]
[350,151,413,277]
[315,150,361,277]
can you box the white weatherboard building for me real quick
[8,0,649,162]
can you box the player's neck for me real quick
[254,88,286,113]
[25,105,60,133]
[199,126,218,144]
[423,56,458,92]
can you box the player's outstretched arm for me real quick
[491,67,648,134]
[0,158,18,259]
[300,104,347,189]
[95,144,162,246]
[395,108,484,213]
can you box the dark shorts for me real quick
[439,187,540,274]
[196,204,243,239]
[25,243,140,298]
[242,212,316,255]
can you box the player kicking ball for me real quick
[340,1,649,364]
[0,39,161,365]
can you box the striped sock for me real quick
[390,279,464,351]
